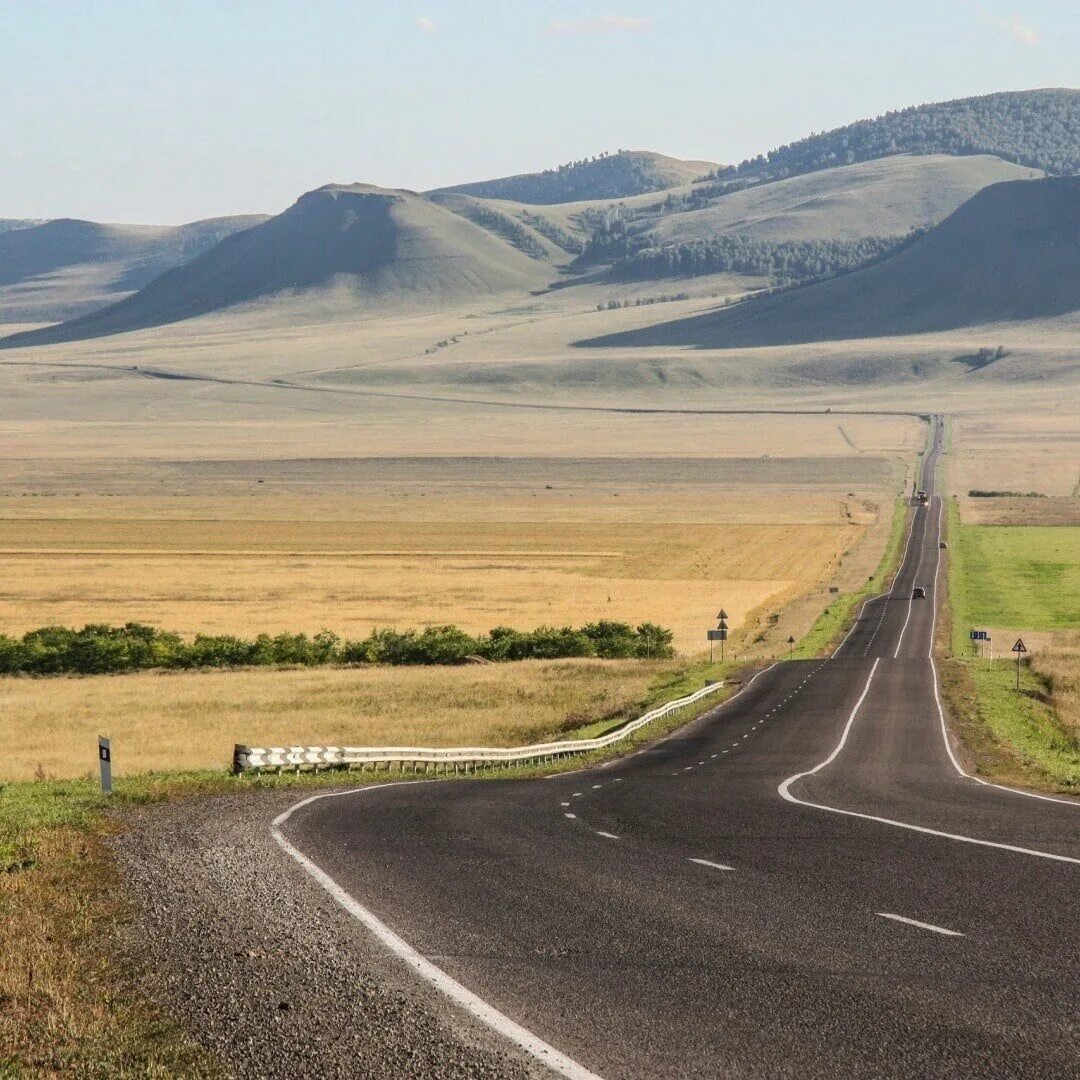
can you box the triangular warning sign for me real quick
[1012,638,1027,653]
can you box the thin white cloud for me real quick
[978,9,1041,46]
[545,14,654,36]
[414,15,437,34]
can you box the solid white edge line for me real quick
[833,480,921,659]
[891,505,925,658]
[689,858,735,871]
[876,912,964,937]
[272,786,604,1080]
[778,660,1080,865]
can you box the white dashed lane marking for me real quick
[689,858,735,872]
[564,813,577,820]
[595,831,620,840]
[876,913,964,937]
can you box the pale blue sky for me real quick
[1,1,1075,223]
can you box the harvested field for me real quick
[0,658,677,780]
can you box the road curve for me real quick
[278,416,1079,1079]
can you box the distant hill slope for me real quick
[579,177,1080,348]
[430,150,718,204]
[0,215,267,323]
[0,219,46,235]
[725,89,1080,181]
[1,184,551,347]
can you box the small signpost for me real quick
[1011,638,1027,691]
[708,609,729,663]
[98,736,112,795]
[970,629,992,665]
[787,635,796,658]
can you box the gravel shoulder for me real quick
[113,786,546,1079]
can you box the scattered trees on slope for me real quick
[439,151,689,204]
[713,90,1080,181]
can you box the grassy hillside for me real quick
[431,150,717,204]
[1,185,551,345]
[723,88,1080,181]
[0,215,267,323]
[580,177,1080,348]
[647,154,1040,245]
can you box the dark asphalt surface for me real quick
[282,417,1079,1079]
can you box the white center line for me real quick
[560,802,570,807]
[595,831,620,840]
[591,784,602,789]
[564,813,577,820]
[689,858,735,872]
[876,912,964,937]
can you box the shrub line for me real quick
[0,620,675,677]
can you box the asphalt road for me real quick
[280,416,1079,1079]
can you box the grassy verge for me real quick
[791,496,908,659]
[939,500,1080,794]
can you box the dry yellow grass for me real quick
[0,658,677,780]
[0,510,862,656]
[1031,631,1080,738]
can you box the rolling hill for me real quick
[0,215,267,324]
[0,184,552,346]
[578,177,1080,348]
[431,150,718,204]
[644,154,1042,245]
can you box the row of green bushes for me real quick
[0,621,676,676]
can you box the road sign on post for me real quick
[1011,638,1027,691]
[98,736,112,795]
[787,635,796,658]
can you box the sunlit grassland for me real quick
[942,500,1080,793]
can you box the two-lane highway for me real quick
[277,416,1078,1079]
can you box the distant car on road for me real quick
[913,587,926,598]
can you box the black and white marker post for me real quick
[98,736,112,795]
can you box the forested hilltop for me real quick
[433,150,717,204]
[721,89,1080,181]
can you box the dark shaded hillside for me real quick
[721,89,1080,182]
[0,185,549,346]
[432,150,717,204]
[577,177,1080,349]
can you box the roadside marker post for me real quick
[98,736,112,795]
[1011,639,1027,691]
[787,635,796,658]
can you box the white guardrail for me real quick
[233,679,725,774]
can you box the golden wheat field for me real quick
[0,659,678,780]
[0,500,867,655]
